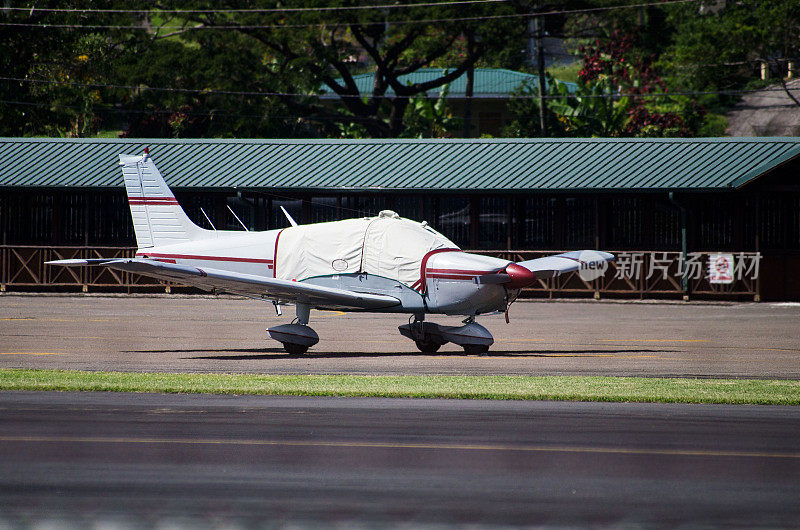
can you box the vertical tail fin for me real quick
[119,153,207,248]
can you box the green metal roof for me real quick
[1,137,798,192]
[319,68,578,98]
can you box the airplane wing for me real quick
[516,250,614,279]
[46,259,400,311]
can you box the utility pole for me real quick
[462,31,475,138]
[534,16,547,136]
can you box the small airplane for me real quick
[47,152,614,355]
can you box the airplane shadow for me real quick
[126,348,283,354]
[125,347,284,360]
[125,347,671,360]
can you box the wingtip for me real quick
[45,259,88,266]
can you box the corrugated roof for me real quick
[1,137,798,192]
[318,68,578,98]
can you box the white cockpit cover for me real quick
[275,214,457,287]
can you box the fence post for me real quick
[754,255,761,302]
[668,192,690,301]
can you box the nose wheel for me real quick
[463,344,490,355]
[282,343,309,356]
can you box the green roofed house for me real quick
[318,68,578,137]
[0,137,799,300]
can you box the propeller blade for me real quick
[515,250,615,280]
[493,250,615,290]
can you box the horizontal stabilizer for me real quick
[45,258,123,267]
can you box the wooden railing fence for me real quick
[1,245,760,300]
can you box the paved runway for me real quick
[0,391,798,527]
[1,294,799,378]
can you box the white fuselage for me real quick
[134,223,514,316]
[136,229,279,277]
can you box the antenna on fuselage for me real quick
[280,206,299,227]
[200,208,216,231]
[226,205,249,231]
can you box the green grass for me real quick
[549,62,583,84]
[698,113,729,136]
[92,129,123,138]
[1,369,798,405]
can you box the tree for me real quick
[114,30,317,138]
[0,1,147,137]
[400,83,461,138]
[1,0,531,138]
[172,0,526,138]
[577,31,693,137]
[504,32,700,138]
[660,1,800,92]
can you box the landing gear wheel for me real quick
[414,340,442,353]
[283,343,309,356]
[463,344,490,355]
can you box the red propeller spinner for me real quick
[503,263,538,289]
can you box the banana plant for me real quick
[547,75,631,137]
[402,82,461,138]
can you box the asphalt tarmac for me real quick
[1,294,799,378]
[0,391,798,527]
[2,296,800,527]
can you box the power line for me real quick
[2,0,512,15]
[2,96,736,125]
[3,75,796,101]
[0,98,412,123]
[0,0,700,31]
[0,76,323,99]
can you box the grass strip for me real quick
[0,369,799,405]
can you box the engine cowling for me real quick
[423,251,512,314]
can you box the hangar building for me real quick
[0,137,798,300]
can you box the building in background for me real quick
[1,137,798,300]
[318,68,577,137]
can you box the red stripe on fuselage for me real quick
[136,253,273,264]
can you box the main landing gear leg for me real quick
[412,314,443,354]
[267,303,319,356]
